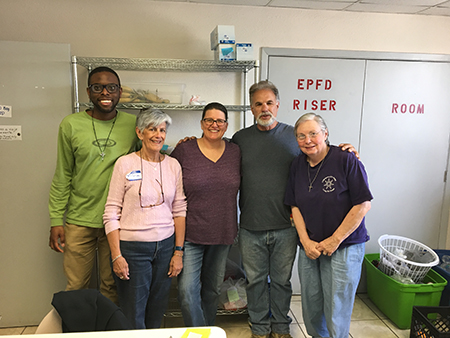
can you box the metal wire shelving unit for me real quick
[72,56,259,123]
[72,56,254,318]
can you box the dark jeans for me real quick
[114,234,174,329]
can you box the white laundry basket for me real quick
[378,234,439,283]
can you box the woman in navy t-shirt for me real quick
[285,113,373,338]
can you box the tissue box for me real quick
[214,44,236,61]
[210,25,235,50]
[236,43,253,60]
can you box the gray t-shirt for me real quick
[232,122,300,231]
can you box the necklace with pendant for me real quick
[307,158,325,192]
[147,160,159,171]
[91,111,117,161]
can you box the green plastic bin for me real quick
[364,253,447,329]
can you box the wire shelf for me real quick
[78,102,251,112]
[164,298,248,318]
[74,56,256,73]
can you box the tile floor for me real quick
[0,293,410,337]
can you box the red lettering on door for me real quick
[392,103,424,114]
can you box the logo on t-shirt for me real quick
[322,176,336,193]
[92,138,116,148]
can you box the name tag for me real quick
[126,170,142,181]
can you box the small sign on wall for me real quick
[0,125,22,141]
[0,105,12,118]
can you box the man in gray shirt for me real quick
[232,80,299,338]
[232,80,356,338]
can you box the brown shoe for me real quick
[251,334,270,338]
[270,333,293,338]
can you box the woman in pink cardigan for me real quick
[103,109,186,329]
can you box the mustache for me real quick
[258,112,274,118]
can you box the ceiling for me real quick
[153,0,450,16]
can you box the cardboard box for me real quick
[210,25,235,50]
[214,44,236,61]
[236,43,253,60]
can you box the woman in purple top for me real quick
[284,113,373,338]
[170,102,241,327]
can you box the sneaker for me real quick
[270,333,293,338]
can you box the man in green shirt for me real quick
[48,67,138,303]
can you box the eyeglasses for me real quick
[139,153,165,208]
[202,118,227,126]
[296,130,323,141]
[139,179,164,208]
[88,83,120,94]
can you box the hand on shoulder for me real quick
[175,136,197,148]
[338,143,360,160]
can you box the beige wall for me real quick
[3,0,450,143]
[3,0,450,139]
[2,0,450,59]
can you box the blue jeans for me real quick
[239,227,298,335]
[114,235,174,329]
[178,241,231,326]
[298,243,365,338]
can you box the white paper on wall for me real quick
[0,125,22,140]
[0,105,12,117]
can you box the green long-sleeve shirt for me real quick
[49,110,138,228]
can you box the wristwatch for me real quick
[175,246,184,252]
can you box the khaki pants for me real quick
[63,223,118,304]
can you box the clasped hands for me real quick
[304,236,341,260]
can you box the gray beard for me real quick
[257,114,276,127]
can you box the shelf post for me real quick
[71,55,80,113]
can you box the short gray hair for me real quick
[294,113,330,145]
[249,80,280,105]
[136,109,172,132]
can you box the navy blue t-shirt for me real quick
[284,145,373,246]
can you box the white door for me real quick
[360,60,450,254]
[267,55,367,293]
[267,56,366,148]
[263,51,450,294]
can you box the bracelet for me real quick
[175,246,184,251]
[173,251,183,257]
[112,254,122,263]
